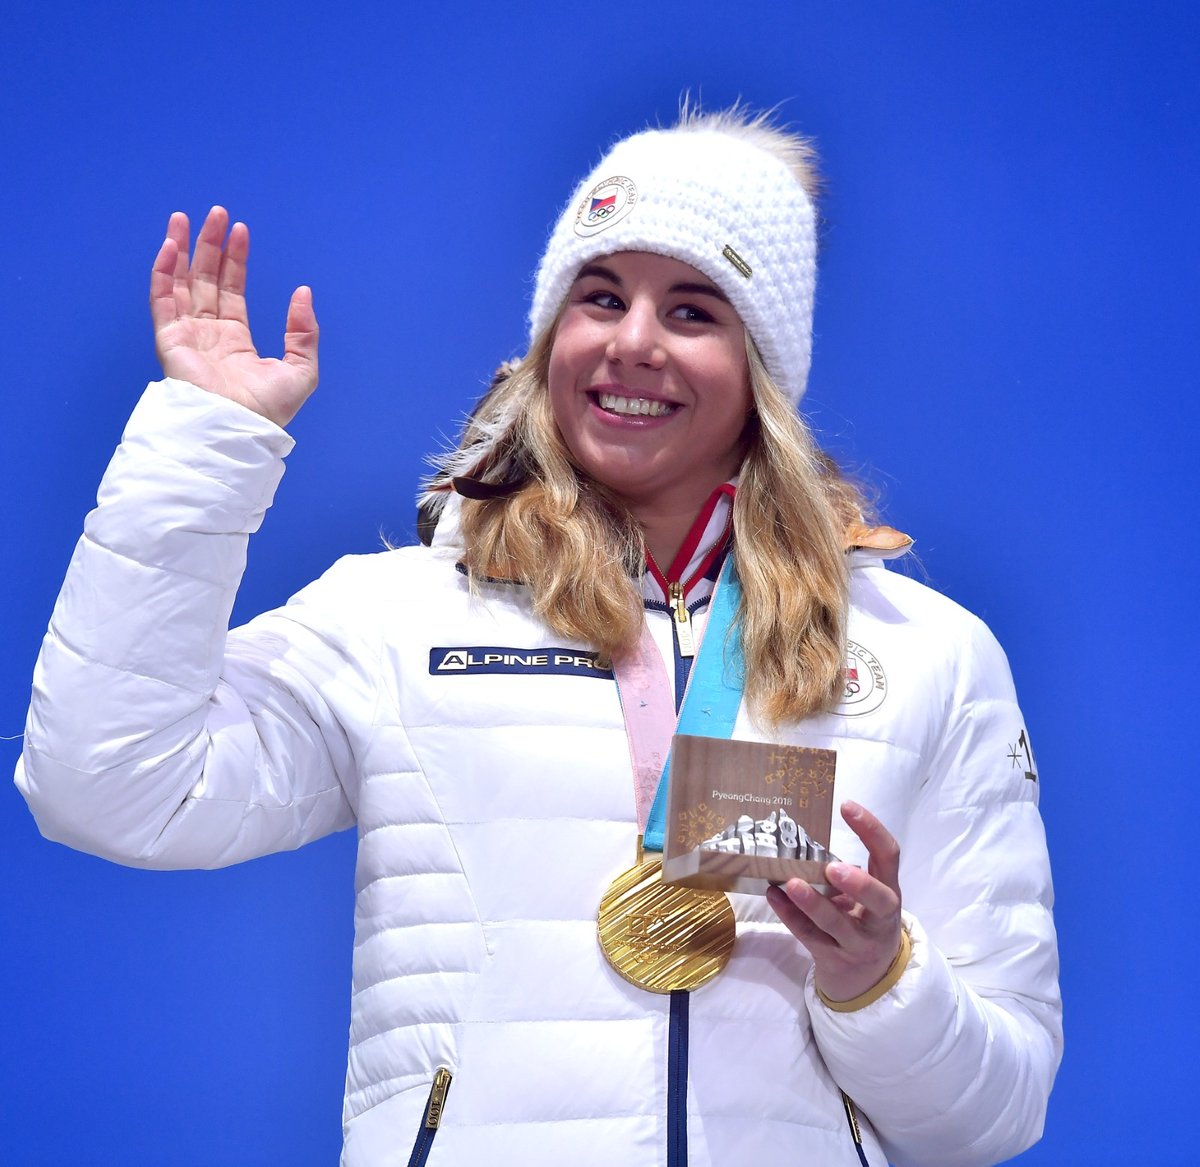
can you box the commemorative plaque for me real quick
[662,735,839,896]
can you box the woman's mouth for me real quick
[592,391,677,418]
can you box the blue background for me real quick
[3,2,1197,1162]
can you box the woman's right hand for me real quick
[149,206,319,428]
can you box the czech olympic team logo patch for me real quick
[835,641,887,717]
[574,176,638,237]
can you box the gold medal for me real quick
[597,855,736,993]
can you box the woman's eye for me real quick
[672,303,715,323]
[584,289,624,310]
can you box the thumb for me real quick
[283,285,319,377]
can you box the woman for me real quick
[17,107,1061,1166]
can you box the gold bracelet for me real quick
[815,929,913,1014]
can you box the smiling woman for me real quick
[16,103,1060,1167]
[548,252,752,555]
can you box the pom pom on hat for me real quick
[530,121,818,405]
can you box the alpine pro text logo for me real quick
[429,647,615,679]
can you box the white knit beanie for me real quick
[529,123,818,405]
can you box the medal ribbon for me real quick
[612,612,676,834]
[613,556,745,852]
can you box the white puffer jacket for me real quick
[17,380,1061,1167]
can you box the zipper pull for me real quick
[424,1067,454,1129]
[840,1090,864,1147]
[668,581,696,658]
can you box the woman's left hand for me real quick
[765,800,904,1003]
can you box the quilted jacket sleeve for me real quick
[16,380,358,869]
[806,613,1062,1167]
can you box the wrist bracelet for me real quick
[815,928,913,1014]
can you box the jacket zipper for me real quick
[840,1090,871,1167]
[648,595,706,1167]
[406,1068,453,1167]
[667,989,690,1167]
[667,581,696,658]
[643,596,707,713]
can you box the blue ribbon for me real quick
[643,556,745,852]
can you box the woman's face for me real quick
[548,251,752,516]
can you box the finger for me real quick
[787,875,871,947]
[824,861,900,921]
[216,221,250,325]
[283,285,319,379]
[765,883,837,952]
[825,891,859,916]
[768,878,866,951]
[149,234,181,332]
[163,211,193,315]
[189,205,229,319]
[842,800,902,895]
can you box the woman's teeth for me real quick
[597,393,673,417]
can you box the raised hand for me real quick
[766,800,905,1004]
[149,206,319,427]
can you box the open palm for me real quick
[149,206,318,427]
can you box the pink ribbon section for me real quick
[611,621,677,834]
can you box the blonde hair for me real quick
[427,329,647,658]
[424,105,871,725]
[734,342,861,722]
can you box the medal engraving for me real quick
[597,856,735,993]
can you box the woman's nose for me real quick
[606,300,666,368]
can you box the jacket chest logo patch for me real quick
[835,641,887,716]
[429,646,615,679]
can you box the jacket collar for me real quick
[641,484,736,605]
